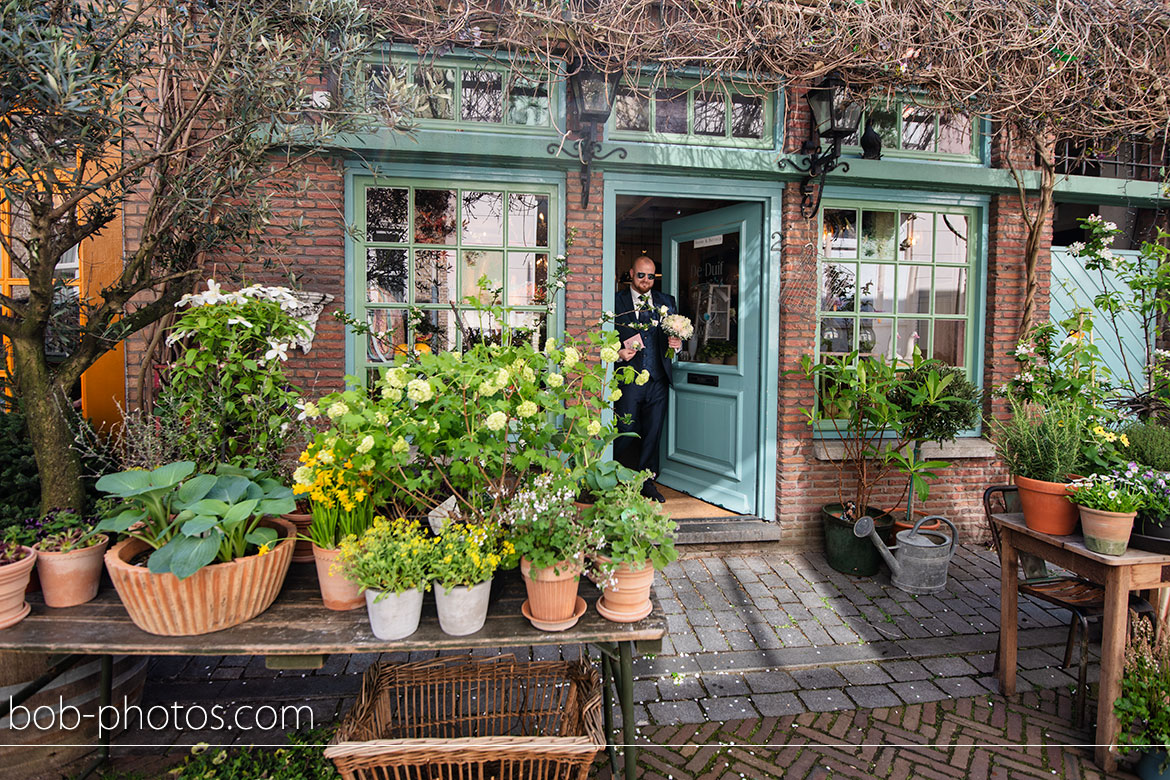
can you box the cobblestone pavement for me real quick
[97,544,1141,779]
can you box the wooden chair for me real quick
[984,485,1153,725]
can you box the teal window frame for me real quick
[844,99,984,164]
[606,77,774,149]
[351,174,560,381]
[361,49,564,137]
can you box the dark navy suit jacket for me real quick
[614,288,677,385]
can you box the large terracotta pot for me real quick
[0,547,36,629]
[104,517,294,636]
[596,557,655,623]
[520,557,582,623]
[281,511,315,563]
[1014,475,1079,535]
[34,535,109,608]
[312,543,365,611]
[1079,506,1137,556]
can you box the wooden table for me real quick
[0,565,664,780]
[992,512,1170,771]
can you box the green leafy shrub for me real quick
[0,410,39,529]
[1116,614,1170,756]
[168,728,340,779]
[992,395,1090,482]
[1124,422,1170,472]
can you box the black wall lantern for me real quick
[547,61,627,208]
[780,72,864,218]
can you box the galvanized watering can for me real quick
[852,515,958,595]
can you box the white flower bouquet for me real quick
[659,313,693,358]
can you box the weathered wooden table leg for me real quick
[1095,567,1129,773]
[997,529,1019,695]
[601,652,620,777]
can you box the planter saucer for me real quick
[521,596,587,632]
[0,601,30,630]
[597,597,652,623]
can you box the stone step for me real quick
[675,516,781,545]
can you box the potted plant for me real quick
[1115,614,1170,779]
[430,521,514,636]
[992,394,1090,535]
[0,541,36,629]
[502,473,600,631]
[26,510,108,608]
[1069,472,1146,555]
[94,461,297,635]
[335,517,433,641]
[701,340,734,364]
[586,474,678,622]
[1124,461,1170,542]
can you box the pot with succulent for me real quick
[15,509,109,609]
[586,474,678,623]
[94,462,297,636]
[503,473,600,631]
[335,517,433,641]
[1069,472,1147,556]
[0,541,36,629]
[1115,614,1170,779]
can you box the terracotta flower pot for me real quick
[1014,474,1079,535]
[34,535,109,608]
[281,511,315,563]
[0,547,37,629]
[597,558,655,623]
[104,518,294,636]
[1079,506,1136,556]
[520,557,582,623]
[312,543,365,611]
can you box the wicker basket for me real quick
[325,656,605,780]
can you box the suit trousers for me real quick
[613,376,668,477]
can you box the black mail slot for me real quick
[686,373,719,387]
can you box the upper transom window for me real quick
[608,80,772,147]
[844,101,980,160]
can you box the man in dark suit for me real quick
[613,255,681,502]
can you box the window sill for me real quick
[813,437,997,462]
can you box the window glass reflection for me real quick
[934,267,967,315]
[860,211,896,259]
[461,70,503,123]
[901,105,935,151]
[896,265,932,314]
[366,248,407,303]
[822,210,857,258]
[933,320,966,366]
[414,189,457,244]
[896,319,930,360]
[614,88,649,131]
[936,214,969,263]
[730,94,764,138]
[414,68,454,120]
[367,309,407,363]
[462,192,504,245]
[507,252,548,306]
[694,91,726,136]
[366,188,407,243]
[507,194,548,247]
[414,249,455,305]
[506,75,549,126]
[938,113,973,155]
[821,262,857,313]
[898,212,933,263]
[654,88,687,134]
[857,264,894,313]
[462,249,504,301]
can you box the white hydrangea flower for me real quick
[548,373,564,388]
[406,379,433,403]
[609,388,622,402]
[599,345,619,363]
[485,411,508,432]
[326,400,349,419]
[296,400,319,421]
[292,465,312,485]
[563,347,580,369]
[496,368,510,387]
[517,400,539,418]
[478,380,498,397]
[544,337,557,353]
[587,420,601,436]
[391,436,409,454]
[635,370,650,386]
[356,435,375,454]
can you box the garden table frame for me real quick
[0,566,663,780]
[992,512,1170,772]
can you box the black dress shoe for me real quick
[641,481,665,503]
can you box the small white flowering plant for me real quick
[501,472,600,572]
[157,279,311,475]
[1069,472,1147,514]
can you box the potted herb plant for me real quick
[25,509,108,608]
[992,394,1090,535]
[335,517,433,641]
[586,475,678,622]
[430,521,514,636]
[1125,462,1170,542]
[502,473,600,631]
[1115,614,1170,779]
[94,461,297,635]
[0,541,36,629]
[1070,472,1147,555]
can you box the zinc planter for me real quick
[434,579,493,636]
[520,557,584,630]
[1135,749,1170,780]
[312,544,365,611]
[364,587,424,640]
[104,517,294,636]
[34,535,109,608]
[1014,475,1079,536]
[596,558,655,623]
[1079,506,1137,556]
[0,547,36,629]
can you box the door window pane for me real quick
[507,194,548,247]
[366,248,407,303]
[507,252,548,306]
[677,232,739,361]
[414,189,457,244]
[730,94,764,138]
[898,212,933,263]
[414,249,456,305]
[462,192,504,245]
[614,88,649,131]
[860,211,896,259]
[694,91,726,136]
[896,265,932,314]
[462,249,504,301]
[818,317,855,355]
[654,88,687,134]
[366,188,407,242]
[461,70,503,123]
[822,209,857,258]
[412,308,456,354]
[932,320,966,366]
[414,68,454,120]
[933,266,967,315]
[936,214,969,263]
[859,317,894,360]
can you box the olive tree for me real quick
[0,0,410,511]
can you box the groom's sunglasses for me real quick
[633,272,655,279]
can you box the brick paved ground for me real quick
[88,544,1143,779]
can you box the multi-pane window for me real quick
[817,204,978,372]
[364,60,553,130]
[610,81,771,146]
[845,102,979,159]
[355,179,556,375]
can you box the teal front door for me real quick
[657,203,763,515]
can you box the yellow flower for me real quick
[1120,434,1130,447]
[257,544,271,556]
